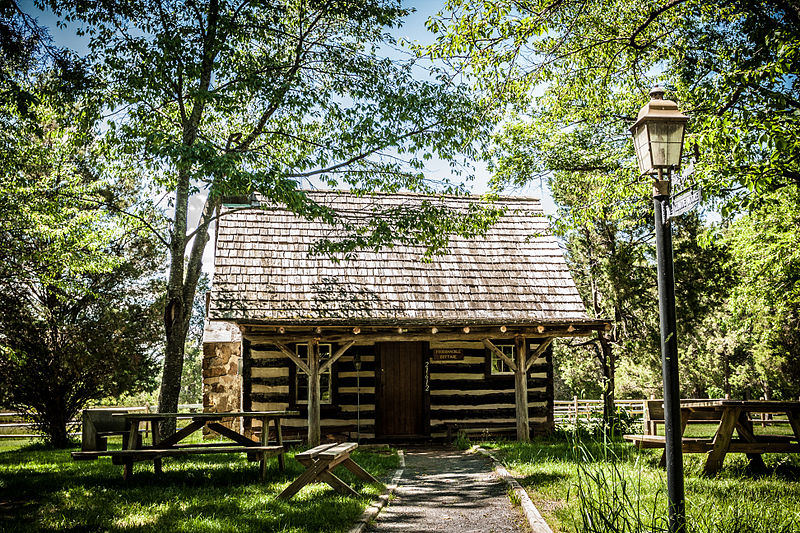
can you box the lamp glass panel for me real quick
[633,123,653,173]
[647,121,684,168]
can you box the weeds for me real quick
[570,438,668,532]
[454,430,471,450]
[508,487,522,507]
[482,430,800,533]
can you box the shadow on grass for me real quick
[0,446,393,533]
[519,471,569,487]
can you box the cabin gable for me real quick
[203,191,608,443]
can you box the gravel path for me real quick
[368,446,529,533]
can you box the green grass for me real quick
[479,432,800,533]
[0,437,397,532]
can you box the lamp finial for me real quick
[650,86,666,100]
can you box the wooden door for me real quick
[377,342,425,437]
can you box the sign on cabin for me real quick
[432,348,464,361]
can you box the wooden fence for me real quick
[554,398,646,424]
[554,397,792,427]
[0,404,202,439]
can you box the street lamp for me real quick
[630,86,688,533]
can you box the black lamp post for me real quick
[629,86,688,533]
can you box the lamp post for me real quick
[630,86,688,533]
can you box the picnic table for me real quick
[625,400,800,475]
[72,410,299,480]
[278,442,380,499]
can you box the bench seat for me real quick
[623,434,800,454]
[71,445,284,463]
[296,442,356,462]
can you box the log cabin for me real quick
[203,191,608,444]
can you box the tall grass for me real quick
[482,429,800,533]
[570,438,668,532]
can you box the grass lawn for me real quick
[0,437,397,532]
[477,425,800,533]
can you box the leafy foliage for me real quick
[428,0,800,210]
[40,0,502,423]
[0,7,163,446]
[427,0,799,401]
[720,186,800,398]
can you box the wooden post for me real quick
[515,336,529,442]
[308,339,321,446]
[573,396,579,424]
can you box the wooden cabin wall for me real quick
[427,339,554,438]
[244,342,377,440]
[234,337,554,441]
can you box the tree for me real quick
[427,0,800,208]
[550,170,658,419]
[721,186,800,399]
[0,93,163,446]
[0,232,162,446]
[44,0,498,432]
[0,5,164,446]
[425,0,799,400]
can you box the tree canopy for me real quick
[0,5,163,445]
[40,0,500,428]
[426,0,800,401]
[427,0,799,211]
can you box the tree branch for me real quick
[628,0,689,50]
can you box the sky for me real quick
[19,0,557,276]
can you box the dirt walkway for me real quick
[368,446,529,533]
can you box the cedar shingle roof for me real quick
[208,190,591,326]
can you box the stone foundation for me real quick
[202,321,242,435]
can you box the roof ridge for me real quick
[269,189,543,203]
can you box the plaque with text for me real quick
[432,348,464,360]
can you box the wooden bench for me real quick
[627,400,800,474]
[628,400,722,467]
[278,442,380,499]
[72,445,284,464]
[624,434,799,453]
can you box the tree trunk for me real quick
[158,302,190,435]
[42,404,70,448]
[157,180,220,436]
[155,0,222,435]
[598,334,616,427]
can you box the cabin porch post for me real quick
[307,339,321,446]
[515,335,530,442]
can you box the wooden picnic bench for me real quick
[625,400,800,475]
[641,399,722,436]
[278,442,380,499]
[71,410,298,480]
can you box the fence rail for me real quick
[554,398,646,424]
[554,397,792,427]
[0,404,203,439]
